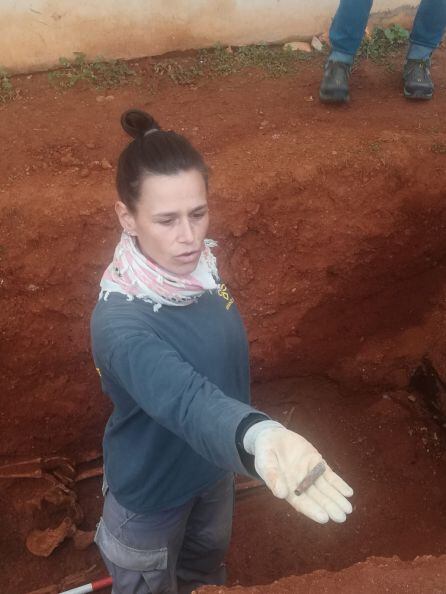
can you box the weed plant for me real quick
[153,60,203,85]
[431,142,446,154]
[0,68,15,102]
[358,24,409,62]
[48,53,135,88]
[153,42,314,85]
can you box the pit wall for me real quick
[4,0,417,73]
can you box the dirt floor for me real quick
[200,554,446,593]
[1,45,446,593]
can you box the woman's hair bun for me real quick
[120,109,161,139]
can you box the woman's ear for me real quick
[115,201,137,236]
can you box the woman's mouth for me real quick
[175,250,201,264]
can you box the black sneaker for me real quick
[403,59,433,100]
[319,61,351,103]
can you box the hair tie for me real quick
[144,128,160,137]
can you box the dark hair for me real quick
[116,109,208,211]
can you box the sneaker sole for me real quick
[404,89,433,100]
[319,91,350,103]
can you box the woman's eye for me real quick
[192,212,206,219]
[159,219,174,226]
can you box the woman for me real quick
[91,110,353,594]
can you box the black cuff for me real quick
[235,412,269,477]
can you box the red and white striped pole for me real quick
[59,576,113,594]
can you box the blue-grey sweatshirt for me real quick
[90,286,266,514]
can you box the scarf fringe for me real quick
[99,233,219,311]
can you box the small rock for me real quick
[225,46,233,54]
[27,284,39,292]
[311,36,323,52]
[259,119,269,129]
[79,168,90,178]
[100,158,112,170]
[304,95,314,102]
[408,394,416,402]
[96,95,106,103]
[284,41,312,53]
[105,95,115,102]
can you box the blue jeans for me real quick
[95,474,235,594]
[329,0,446,63]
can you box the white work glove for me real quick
[243,420,354,524]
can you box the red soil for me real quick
[200,554,446,593]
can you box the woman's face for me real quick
[116,169,209,275]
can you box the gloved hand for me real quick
[243,420,353,524]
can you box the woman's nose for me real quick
[178,219,194,243]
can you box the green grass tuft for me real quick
[431,142,446,154]
[153,42,316,85]
[48,52,135,89]
[358,24,409,62]
[0,68,15,102]
[153,60,204,85]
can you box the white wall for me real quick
[2,0,417,73]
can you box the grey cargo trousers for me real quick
[94,474,235,594]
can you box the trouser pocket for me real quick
[95,516,171,593]
[95,518,167,571]
[94,479,233,594]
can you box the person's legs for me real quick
[409,0,446,57]
[95,490,194,594]
[329,0,374,64]
[403,0,446,99]
[176,475,235,594]
[320,0,373,102]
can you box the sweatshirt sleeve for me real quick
[105,329,267,476]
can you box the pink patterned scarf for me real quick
[99,232,219,311]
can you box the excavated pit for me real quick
[1,51,446,593]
